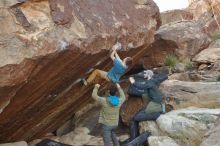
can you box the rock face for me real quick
[148,136,180,146]
[156,107,220,146]
[0,0,160,142]
[203,15,220,36]
[193,48,220,63]
[142,21,211,67]
[161,10,193,25]
[0,141,28,146]
[55,102,99,136]
[188,0,220,20]
[172,63,185,73]
[155,21,211,58]
[209,39,220,48]
[197,11,220,36]
[188,0,220,36]
[169,71,220,82]
[200,118,220,146]
[168,73,191,81]
[29,127,129,146]
[141,107,220,146]
[160,80,220,109]
[192,39,220,71]
[30,127,104,146]
[212,60,220,71]
[59,127,98,146]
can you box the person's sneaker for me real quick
[80,77,88,86]
[119,138,131,145]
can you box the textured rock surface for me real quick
[140,107,220,146]
[173,63,185,73]
[193,48,220,63]
[189,71,220,82]
[30,127,104,146]
[169,71,220,82]
[28,127,129,146]
[142,21,211,67]
[160,80,220,109]
[198,12,220,36]
[209,40,220,48]
[0,0,160,142]
[59,127,95,145]
[155,21,211,58]
[0,141,28,146]
[156,107,220,146]
[204,17,220,36]
[188,0,220,20]
[188,0,220,36]
[161,10,193,25]
[148,136,180,146]
[55,103,98,136]
[200,118,220,146]
[168,73,191,81]
[59,127,128,146]
[212,60,220,71]
[140,121,165,136]
[198,64,209,70]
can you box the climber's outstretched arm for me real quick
[110,50,116,60]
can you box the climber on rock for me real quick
[92,83,126,146]
[81,43,133,86]
[127,70,154,97]
[121,70,168,146]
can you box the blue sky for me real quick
[153,0,189,12]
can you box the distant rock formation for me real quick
[142,21,211,67]
[188,0,220,20]
[161,10,193,25]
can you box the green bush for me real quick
[182,58,193,70]
[164,54,179,68]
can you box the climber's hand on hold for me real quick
[129,77,135,84]
[112,42,122,51]
[112,46,117,51]
[116,83,120,88]
[95,84,100,88]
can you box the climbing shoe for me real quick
[80,77,88,86]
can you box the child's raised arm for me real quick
[114,51,122,63]
[110,50,116,60]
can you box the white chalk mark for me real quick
[112,42,122,51]
[128,42,134,49]
[58,40,68,51]
[86,68,94,74]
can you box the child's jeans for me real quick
[102,124,120,146]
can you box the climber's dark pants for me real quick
[129,109,161,140]
[102,124,120,146]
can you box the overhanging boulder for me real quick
[0,0,160,142]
